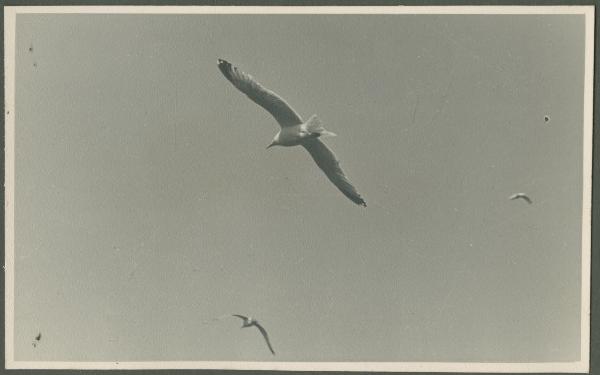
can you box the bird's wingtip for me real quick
[353,196,367,207]
[217,58,231,66]
[217,59,234,79]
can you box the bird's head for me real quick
[266,135,280,149]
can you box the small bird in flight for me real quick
[509,193,532,204]
[217,59,366,207]
[232,314,275,355]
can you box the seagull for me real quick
[217,59,366,207]
[232,314,275,355]
[509,193,532,204]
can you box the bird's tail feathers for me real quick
[305,114,337,137]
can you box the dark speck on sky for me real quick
[32,332,41,348]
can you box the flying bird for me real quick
[509,193,532,204]
[217,58,366,207]
[232,314,275,355]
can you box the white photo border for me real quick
[4,5,594,372]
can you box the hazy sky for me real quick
[13,13,585,362]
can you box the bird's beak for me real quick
[266,142,275,149]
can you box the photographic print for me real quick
[4,6,593,372]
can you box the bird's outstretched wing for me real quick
[254,322,275,355]
[302,139,366,207]
[217,59,304,128]
[232,314,248,321]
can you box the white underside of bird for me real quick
[267,115,337,148]
[217,58,366,207]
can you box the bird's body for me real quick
[273,124,314,147]
[232,314,275,355]
[270,115,336,147]
[217,58,365,206]
[509,193,532,204]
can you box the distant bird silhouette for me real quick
[217,58,366,207]
[509,193,532,204]
[232,314,275,355]
[544,115,550,123]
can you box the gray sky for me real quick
[13,13,585,362]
